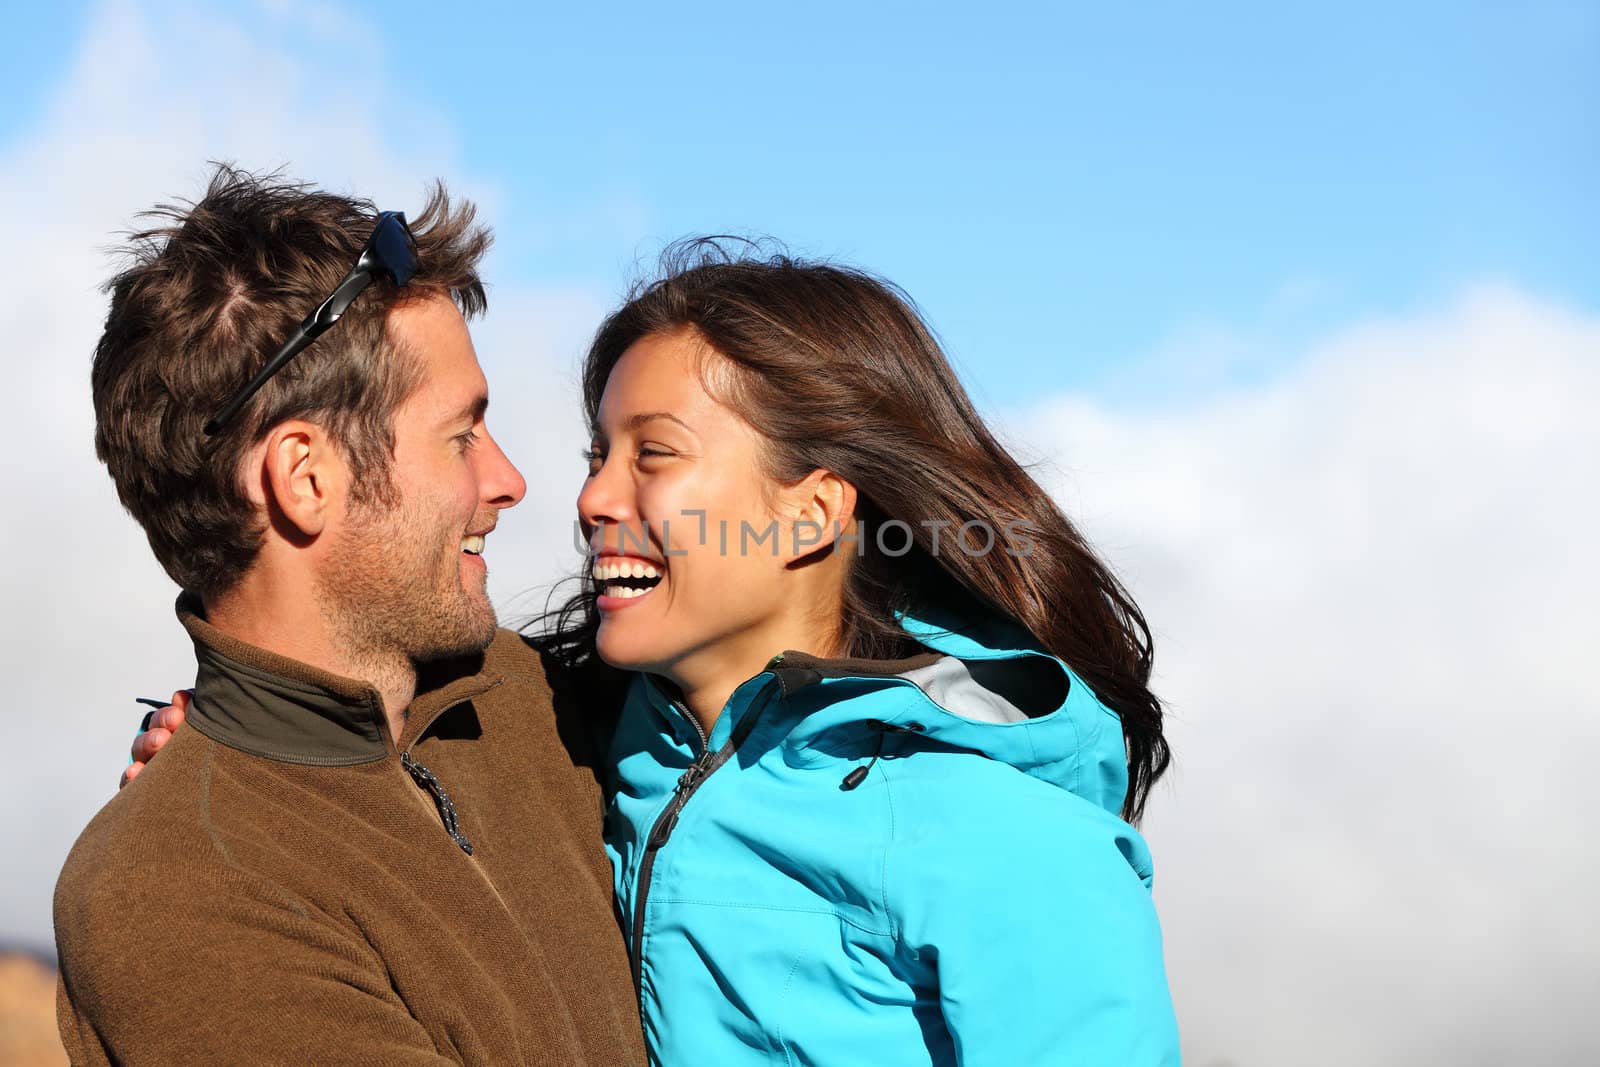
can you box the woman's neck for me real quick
[664,613,844,739]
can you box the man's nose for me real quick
[479,431,526,509]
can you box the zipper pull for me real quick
[676,750,715,794]
[648,751,716,849]
[401,751,474,855]
[649,807,681,849]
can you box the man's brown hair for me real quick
[92,164,492,597]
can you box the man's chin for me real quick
[410,601,499,663]
[412,629,495,665]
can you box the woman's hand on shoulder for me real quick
[119,689,190,790]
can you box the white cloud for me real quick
[1012,286,1600,1066]
[4,6,1595,1066]
[0,0,602,954]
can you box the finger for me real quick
[160,704,186,731]
[132,727,172,764]
[120,762,144,790]
[170,689,193,712]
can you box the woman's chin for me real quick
[594,625,665,673]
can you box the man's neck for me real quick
[205,577,416,744]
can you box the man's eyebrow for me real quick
[449,395,489,425]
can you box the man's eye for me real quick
[456,429,480,450]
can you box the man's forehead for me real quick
[414,370,488,426]
[386,295,492,420]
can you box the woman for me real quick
[132,240,1180,1064]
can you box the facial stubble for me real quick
[318,491,499,670]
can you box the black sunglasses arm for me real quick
[201,267,376,436]
[202,323,313,436]
[201,211,414,438]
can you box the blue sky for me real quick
[4,1,1593,406]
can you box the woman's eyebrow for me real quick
[622,411,693,433]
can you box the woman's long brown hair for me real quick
[532,239,1170,822]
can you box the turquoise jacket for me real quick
[605,610,1180,1065]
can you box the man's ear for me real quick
[781,468,858,565]
[244,421,343,540]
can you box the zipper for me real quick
[630,679,775,995]
[396,689,494,855]
[401,696,528,919]
[401,750,473,854]
[684,700,710,755]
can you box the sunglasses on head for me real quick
[203,210,419,436]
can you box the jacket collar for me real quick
[648,607,1130,819]
[765,608,1057,702]
[177,594,501,766]
[635,608,1062,750]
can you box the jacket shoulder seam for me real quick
[196,743,312,919]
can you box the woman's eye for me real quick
[582,445,672,475]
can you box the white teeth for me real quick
[603,582,653,599]
[461,535,485,555]
[590,558,662,581]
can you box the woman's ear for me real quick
[247,420,342,540]
[781,468,858,564]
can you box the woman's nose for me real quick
[576,455,635,533]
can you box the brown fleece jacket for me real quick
[54,602,644,1065]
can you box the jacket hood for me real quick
[761,606,1132,821]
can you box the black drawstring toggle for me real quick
[840,719,925,791]
[402,752,474,854]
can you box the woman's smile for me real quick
[593,553,665,609]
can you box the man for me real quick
[54,166,644,1064]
